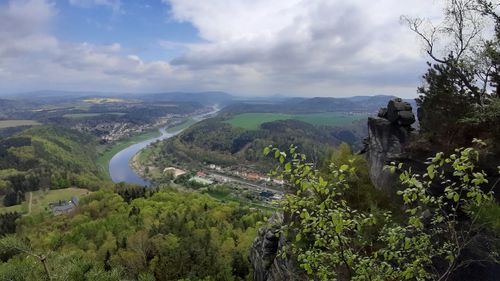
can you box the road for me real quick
[207,171,284,194]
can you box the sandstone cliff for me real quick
[249,213,305,281]
[250,98,499,281]
[365,98,416,192]
[250,98,417,281]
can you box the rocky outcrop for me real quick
[250,98,418,281]
[250,97,499,281]
[365,98,416,192]
[249,213,305,281]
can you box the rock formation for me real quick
[249,213,305,281]
[250,98,418,281]
[365,98,416,191]
[250,98,499,281]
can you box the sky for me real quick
[0,0,446,97]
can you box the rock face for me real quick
[249,213,305,281]
[250,98,418,280]
[365,98,416,191]
[250,97,500,281]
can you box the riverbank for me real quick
[108,107,220,185]
[129,118,196,180]
[96,129,162,180]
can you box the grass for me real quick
[0,188,90,215]
[166,118,196,133]
[96,129,162,180]
[63,112,125,119]
[293,112,366,126]
[225,112,366,130]
[0,120,40,129]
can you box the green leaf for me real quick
[295,233,302,242]
[427,165,435,179]
[335,223,343,234]
[284,162,292,171]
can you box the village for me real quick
[162,163,285,204]
[72,113,185,144]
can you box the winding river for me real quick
[109,107,219,186]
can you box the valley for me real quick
[0,91,498,281]
[1,1,500,280]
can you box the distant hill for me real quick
[222,95,416,114]
[3,90,235,106]
[138,91,235,105]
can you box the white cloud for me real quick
[164,0,446,97]
[0,0,450,97]
[0,0,197,94]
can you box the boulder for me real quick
[378,107,388,118]
[386,98,415,126]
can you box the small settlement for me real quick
[161,164,284,203]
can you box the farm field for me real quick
[63,112,126,119]
[0,187,90,215]
[225,112,367,130]
[0,120,40,129]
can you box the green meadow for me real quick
[225,112,366,130]
[0,120,40,129]
[0,188,90,215]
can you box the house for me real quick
[208,164,222,171]
[272,179,285,185]
[52,204,75,215]
[260,176,271,182]
[245,173,261,181]
[196,171,206,177]
[189,176,214,185]
[49,196,79,215]
[163,167,187,178]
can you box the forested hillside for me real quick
[140,117,341,174]
[0,126,102,207]
[221,95,412,114]
[0,187,267,281]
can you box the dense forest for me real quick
[220,95,415,114]
[0,186,267,281]
[139,117,344,175]
[0,126,103,207]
